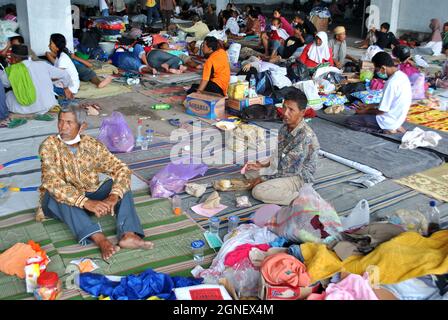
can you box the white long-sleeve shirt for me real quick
[1,60,72,114]
[225,17,240,35]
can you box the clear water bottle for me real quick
[365,79,371,91]
[172,195,182,215]
[191,240,205,264]
[228,216,240,234]
[209,217,220,234]
[145,129,154,145]
[136,119,143,147]
[249,74,257,98]
[426,200,440,236]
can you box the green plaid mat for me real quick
[0,195,214,300]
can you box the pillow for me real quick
[351,90,384,104]
[321,94,349,107]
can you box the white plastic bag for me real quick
[227,43,241,65]
[294,80,323,110]
[340,200,370,231]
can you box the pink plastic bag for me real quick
[149,162,208,198]
[97,112,135,153]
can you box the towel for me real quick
[5,62,36,106]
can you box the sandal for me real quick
[34,114,55,121]
[0,118,9,128]
[7,118,28,128]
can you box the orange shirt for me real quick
[202,49,230,95]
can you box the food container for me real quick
[34,272,62,300]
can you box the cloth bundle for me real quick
[351,90,384,104]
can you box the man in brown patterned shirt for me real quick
[39,105,153,260]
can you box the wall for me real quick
[397,0,448,33]
[17,0,74,56]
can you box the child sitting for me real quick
[261,17,289,57]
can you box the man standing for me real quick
[145,0,161,27]
[160,0,176,30]
[345,52,412,134]
[38,105,154,260]
[99,0,110,17]
[245,90,320,206]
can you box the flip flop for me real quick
[49,105,61,113]
[34,114,54,121]
[7,118,28,128]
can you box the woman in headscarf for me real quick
[299,31,334,70]
[413,19,443,56]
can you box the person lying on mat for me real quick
[187,36,230,96]
[156,42,202,70]
[37,105,154,260]
[107,44,157,75]
[345,52,412,135]
[244,90,320,206]
[146,47,188,74]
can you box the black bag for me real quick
[322,72,346,84]
[287,61,311,83]
[339,82,366,99]
[240,104,279,121]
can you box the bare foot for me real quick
[161,63,170,72]
[169,68,183,74]
[195,64,203,70]
[118,232,154,250]
[91,233,120,260]
[179,65,188,72]
[98,76,113,88]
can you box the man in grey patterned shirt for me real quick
[245,90,320,205]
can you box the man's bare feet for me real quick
[118,232,154,250]
[91,233,120,260]
[383,127,406,135]
[169,68,183,74]
[195,64,203,70]
[98,76,113,88]
[161,63,170,72]
[179,65,188,72]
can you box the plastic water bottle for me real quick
[145,129,154,145]
[365,79,371,91]
[209,217,220,234]
[191,240,205,264]
[136,119,144,147]
[227,216,240,234]
[249,74,257,98]
[426,200,440,236]
[172,195,182,215]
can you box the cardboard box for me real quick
[361,61,375,71]
[228,81,249,100]
[184,92,226,119]
[226,96,266,112]
[258,276,320,301]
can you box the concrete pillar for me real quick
[370,0,401,34]
[215,0,226,16]
[389,0,400,35]
[16,0,74,56]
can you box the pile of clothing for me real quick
[92,16,126,37]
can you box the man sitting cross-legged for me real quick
[38,105,153,260]
[244,90,320,206]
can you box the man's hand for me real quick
[246,161,270,172]
[248,177,264,189]
[84,199,112,218]
[64,88,74,100]
[242,63,252,72]
[103,194,120,216]
[335,61,343,69]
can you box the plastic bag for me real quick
[266,184,342,244]
[340,200,370,231]
[370,78,385,90]
[294,80,323,110]
[360,69,374,82]
[97,112,135,153]
[227,43,241,65]
[222,258,260,298]
[149,163,208,198]
[410,73,426,100]
[388,209,428,235]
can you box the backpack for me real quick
[256,70,275,97]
